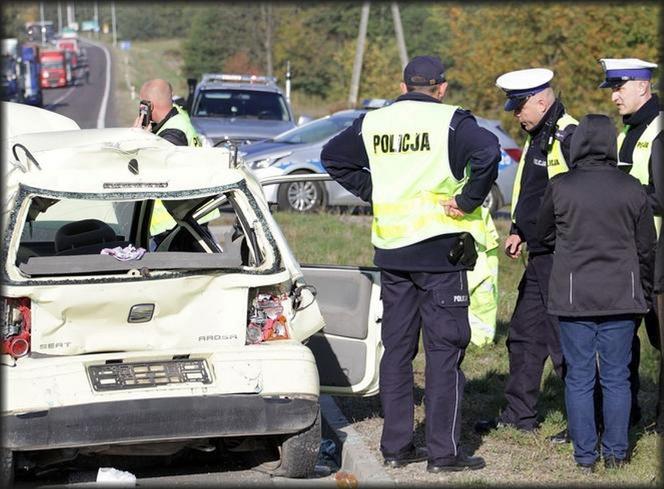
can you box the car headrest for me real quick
[54,219,117,253]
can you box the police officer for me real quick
[133,78,204,243]
[321,55,500,473]
[133,78,202,148]
[599,58,662,429]
[475,68,577,437]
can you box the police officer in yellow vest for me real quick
[599,58,663,430]
[134,78,202,148]
[475,68,578,438]
[133,78,203,240]
[322,56,500,473]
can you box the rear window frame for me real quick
[2,180,284,286]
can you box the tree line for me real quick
[3,2,660,137]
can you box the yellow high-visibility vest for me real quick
[151,106,213,237]
[617,111,662,237]
[510,113,578,222]
[156,104,202,147]
[361,101,489,250]
[361,101,499,346]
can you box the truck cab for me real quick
[55,38,79,70]
[39,49,66,89]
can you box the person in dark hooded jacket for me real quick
[537,114,656,471]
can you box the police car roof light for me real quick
[361,98,393,109]
[201,73,278,86]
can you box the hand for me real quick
[132,113,150,131]
[440,197,465,219]
[504,234,523,259]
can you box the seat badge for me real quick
[128,304,155,323]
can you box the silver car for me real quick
[241,107,522,214]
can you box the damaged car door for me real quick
[258,173,383,397]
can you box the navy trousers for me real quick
[379,268,471,465]
[500,253,565,430]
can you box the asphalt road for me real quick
[41,38,117,129]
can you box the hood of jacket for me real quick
[570,114,618,167]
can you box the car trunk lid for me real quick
[27,275,249,356]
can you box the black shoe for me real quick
[427,454,486,473]
[474,418,498,434]
[604,455,627,469]
[383,447,428,468]
[547,428,571,444]
[576,461,597,474]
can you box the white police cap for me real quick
[495,68,554,111]
[599,58,658,88]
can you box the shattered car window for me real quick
[13,187,277,278]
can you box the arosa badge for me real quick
[128,304,155,323]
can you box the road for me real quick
[41,39,118,129]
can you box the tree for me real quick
[442,3,660,138]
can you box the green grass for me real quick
[273,211,373,267]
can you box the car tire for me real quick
[275,407,321,478]
[1,448,14,487]
[483,184,504,215]
[277,171,326,213]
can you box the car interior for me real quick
[14,191,265,277]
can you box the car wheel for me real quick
[274,407,321,478]
[277,171,326,213]
[483,184,504,215]
[1,448,14,487]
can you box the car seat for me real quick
[54,219,129,255]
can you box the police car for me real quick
[188,73,297,148]
[1,102,383,483]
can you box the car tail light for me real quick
[505,148,523,162]
[246,291,290,344]
[1,297,32,359]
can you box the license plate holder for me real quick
[88,359,212,392]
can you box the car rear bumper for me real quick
[3,394,319,451]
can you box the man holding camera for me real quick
[133,78,201,148]
[133,78,203,245]
[321,55,500,473]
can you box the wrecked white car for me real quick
[1,102,383,483]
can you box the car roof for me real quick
[2,101,80,139]
[3,127,246,202]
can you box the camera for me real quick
[138,99,153,128]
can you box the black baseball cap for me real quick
[403,56,446,86]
